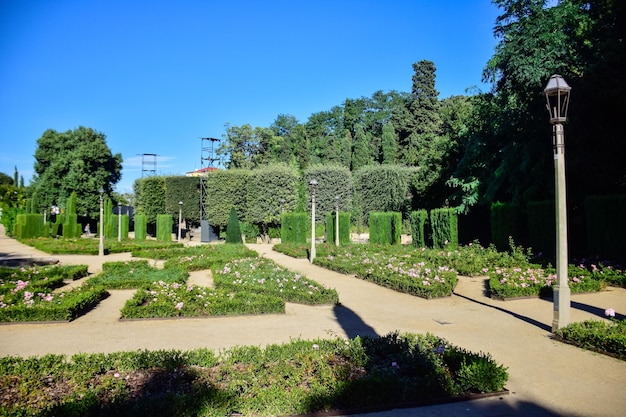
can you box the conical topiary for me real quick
[225,207,243,244]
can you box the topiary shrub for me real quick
[369,212,401,245]
[156,214,173,242]
[410,209,429,248]
[431,208,458,249]
[281,212,308,244]
[225,207,242,244]
[134,214,147,241]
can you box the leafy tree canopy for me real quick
[31,126,122,218]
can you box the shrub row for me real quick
[0,332,508,417]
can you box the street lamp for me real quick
[178,201,183,243]
[98,188,104,257]
[335,195,340,246]
[544,74,572,331]
[309,179,318,262]
[280,198,286,215]
[117,202,122,242]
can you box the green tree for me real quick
[381,123,398,164]
[31,127,122,218]
[0,172,12,186]
[351,125,372,171]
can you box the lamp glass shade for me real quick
[544,74,571,124]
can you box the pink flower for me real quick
[605,308,616,317]
[175,302,184,310]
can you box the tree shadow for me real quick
[454,292,552,332]
[333,304,379,339]
[570,300,626,321]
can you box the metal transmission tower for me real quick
[199,137,220,242]
[140,153,157,177]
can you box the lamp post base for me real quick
[552,284,571,332]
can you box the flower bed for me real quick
[313,245,457,298]
[0,264,102,322]
[488,264,607,299]
[553,314,626,360]
[121,257,338,319]
[214,257,339,305]
[0,332,508,417]
[159,245,258,271]
[0,284,108,322]
[86,260,188,289]
[121,281,284,318]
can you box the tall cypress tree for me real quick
[381,123,398,164]
[351,125,371,171]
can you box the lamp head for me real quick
[544,74,571,124]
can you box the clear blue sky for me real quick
[0,0,501,194]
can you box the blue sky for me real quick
[0,0,501,193]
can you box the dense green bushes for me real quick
[430,208,458,249]
[156,214,172,241]
[325,211,351,245]
[369,212,402,245]
[281,212,309,244]
[409,209,428,247]
[0,332,508,416]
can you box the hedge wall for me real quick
[134,176,166,225]
[369,212,401,245]
[409,209,429,248]
[246,164,299,233]
[205,170,250,228]
[430,208,458,249]
[164,176,201,227]
[302,165,353,223]
[353,165,413,225]
[134,214,147,241]
[156,214,172,242]
[281,212,309,244]
[490,202,522,251]
[325,212,351,245]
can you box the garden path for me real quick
[1,228,626,417]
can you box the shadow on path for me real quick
[333,304,379,339]
[571,300,626,321]
[453,292,552,332]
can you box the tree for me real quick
[0,172,12,186]
[381,123,398,164]
[462,0,626,207]
[31,127,122,218]
[351,125,372,171]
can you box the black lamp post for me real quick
[544,74,572,331]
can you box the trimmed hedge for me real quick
[134,214,147,241]
[369,212,401,245]
[281,212,309,244]
[430,208,458,249]
[325,212,351,245]
[225,207,243,244]
[409,209,429,247]
[156,214,173,242]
